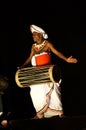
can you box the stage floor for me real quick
[1,115,86,130]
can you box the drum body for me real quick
[15,65,61,88]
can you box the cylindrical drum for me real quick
[15,64,61,88]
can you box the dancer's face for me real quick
[32,32,43,44]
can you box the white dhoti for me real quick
[30,82,63,118]
[30,53,63,118]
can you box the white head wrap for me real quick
[30,24,48,39]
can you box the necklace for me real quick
[34,41,46,51]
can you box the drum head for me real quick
[52,65,61,82]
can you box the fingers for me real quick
[67,55,78,63]
[69,55,73,58]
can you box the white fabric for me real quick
[30,83,48,112]
[30,24,48,39]
[30,82,62,114]
[30,24,45,34]
[30,52,63,118]
[31,55,36,66]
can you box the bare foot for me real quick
[48,108,64,117]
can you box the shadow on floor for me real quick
[6,115,86,130]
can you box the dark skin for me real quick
[18,32,77,69]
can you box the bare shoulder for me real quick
[32,44,35,48]
[30,44,36,54]
[45,40,53,47]
[31,44,36,50]
[45,41,54,50]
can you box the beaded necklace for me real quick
[34,41,46,51]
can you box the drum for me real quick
[15,64,61,88]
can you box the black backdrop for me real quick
[0,1,86,118]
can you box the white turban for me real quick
[30,24,48,39]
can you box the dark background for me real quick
[0,1,86,118]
